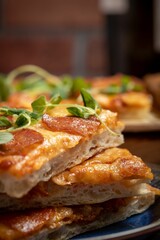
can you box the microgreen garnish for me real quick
[31,89,101,120]
[67,105,96,119]
[70,76,91,96]
[101,75,143,95]
[31,95,49,115]
[31,94,62,115]
[5,65,90,100]
[6,65,60,86]
[67,89,102,123]
[0,106,39,144]
[0,132,13,144]
[0,116,12,128]
[0,74,11,101]
[50,75,90,99]
[80,88,101,113]
[0,88,117,144]
[14,113,31,128]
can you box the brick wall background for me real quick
[0,0,108,76]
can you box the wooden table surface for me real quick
[122,131,160,165]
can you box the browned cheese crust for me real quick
[0,198,139,240]
[0,108,123,178]
[52,147,153,185]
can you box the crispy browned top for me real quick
[0,198,128,240]
[52,148,153,185]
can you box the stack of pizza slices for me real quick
[0,88,159,240]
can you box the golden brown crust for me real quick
[53,148,153,185]
[0,108,122,178]
[0,130,82,177]
[0,198,129,240]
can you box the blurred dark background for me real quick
[0,0,160,77]
[106,0,160,77]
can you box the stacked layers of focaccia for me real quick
[0,74,159,240]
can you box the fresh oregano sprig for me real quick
[31,94,62,115]
[0,93,63,144]
[0,93,62,132]
[68,89,117,136]
[67,88,102,121]
[0,116,12,128]
[31,89,102,121]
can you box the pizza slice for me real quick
[90,74,152,120]
[0,147,157,210]
[0,90,124,198]
[0,194,156,240]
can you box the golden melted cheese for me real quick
[52,148,153,185]
[0,198,129,240]
[0,128,81,177]
[0,108,123,178]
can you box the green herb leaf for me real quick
[121,75,132,92]
[133,84,143,91]
[31,96,47,115]
[0,74,11,101]
[0,132,13,144]
[0,116,12,127]
[67,89,102,120]
[31,94,62,115]
[0,106,27,116]
[67,106,95,119]
[55,75,90,99]
[29,112,40,121]
[60,76,73,98]
[15,76,52,93]
[49,94,62,105]
[50,76,73,99]
[80,88,101,113]
[0,106,40,130]
[101,75,143,95]
[101,84,121,95]
[15,113,31,128]
[72,77,90,96]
